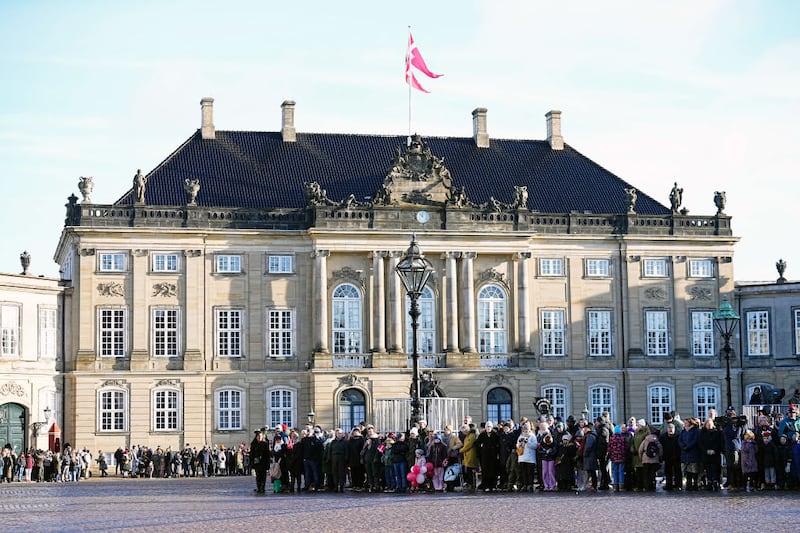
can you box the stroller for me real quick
[444,456,465,492]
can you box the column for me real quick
[444,252,459,352]
[388,251,404,353]
[313,250,330,353]
[516,252,531,352]
[371,251,387,353]
[460,252,476,353]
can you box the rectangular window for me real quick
[689,259,713,278]
[795,310,800,355]
[154,390,179,431]
[216,255,242,273]
[269,389,295,429]
[99,309,126,358]
[695,385,718,420]
[216,309,242,357]
[153,253,179,272]
[586,259,610,277]
[645,310,669,356]
[643,258,667,277]
[153,309,179,357]
[587,310,612,356]
[648,386,673,425]
[100,390,126,431]
[268,255,293,274]
[1,305,20,357]
[542,386,567,420]
[540,258,564,276]
[217,389,242,430]
[691,311,714,356]
[590,386,614,421]
[541,310,565,356]
[39,307,57,359]
[268,309,294,357]
[99,253,126,272]
[746,310,769,356]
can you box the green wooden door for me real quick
[0,403,25,453]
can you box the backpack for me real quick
[645,440,659,459]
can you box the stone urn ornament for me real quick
[78,176,94,203]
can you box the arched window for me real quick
[694,383,719,420]
[339,388,366,431]
[268,387,296,429]
[98,388,128,432]
[478,284,506,353]
[332,284,362,354]
[153,388,181,431]
[406,286,435,354]
[541,384,568,420]
[487,387,512,423]
[216,388,243,430]
[647,384,674,425]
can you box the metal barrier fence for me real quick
[374,398,469,434]
[742,404,791,428]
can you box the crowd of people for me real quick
[1,444,93,483]
[110,444,252,478]
[248,405,800,495]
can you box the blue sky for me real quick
[1,0,798,281]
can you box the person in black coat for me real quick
[476,422,500,491]
[347,429,365,491]
[699,419,725,491]
[250,431,270,494]
[659,423,682,490]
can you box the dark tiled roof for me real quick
[115,130,668,215]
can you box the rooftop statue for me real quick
[669,182,683,213]
[133,169,147,204]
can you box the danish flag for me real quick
[405,31,443,93]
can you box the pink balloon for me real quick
[406,472,415,482]
[425,462,434,471]
[411,465,420,474]
[426,469,434,478]
[416,473,425,484]
[411,480,419,487]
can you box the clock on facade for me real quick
[416,210,430,223]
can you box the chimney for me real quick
[472,108,489,148]
[281,100,297,142]
[200,97,215,140]
[546,110,564,150]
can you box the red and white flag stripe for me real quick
[405,31,442,93]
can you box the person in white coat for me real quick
[516,422,538,492]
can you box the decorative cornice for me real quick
[155,379,180,387]
[644,287,667,300]
[331,266,366,291]
[338,373,367,387]
[688,286,713,301]
[0,382,26,397]
[478,268,509,291]
[97,282,124,297]
[487,373,510,386]
[153,282,177,297]
[102,379,127,388]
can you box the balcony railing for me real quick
[406,353,445,369]
[332,353,371,369]
[480,353,510,368]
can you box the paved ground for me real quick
[4,476,798,532]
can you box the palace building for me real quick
[47,98,746,451]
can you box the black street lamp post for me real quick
[395,236,434,426]
[713,297,740,410]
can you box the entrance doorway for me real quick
[0,403,25,453]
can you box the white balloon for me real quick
[416,473,425,484]
[420,466,427,474]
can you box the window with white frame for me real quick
[406,286,435,354]
[39,307,57,359]
[153,308,179,357]
[332,284,362,354]
[487,387,512,423]
[694,384,719,420]
[587,310,612,356]
[267,255,293,274]
[98,308,126,358]
[746,310,769,356]
[99,252,126,272]
[689,259,713,278]
[540,258,564,276]
[648,385,673,425]
[268,388,295,429]
[153,253,179,273]
[589,385,614,422]
[795,309,800,355]
[216,388,243,430]
[586,258,610,277]
[541,310,565,356]
[154,388,180,431]
[645,310,669,356]
[268,308,294,357]
[1,304,20,357]
[542,385,568,420]
[691,311,714,356]
[98,389,127,431]
[216,309,242,357]
[643,258,667,277]
[216,254,242,273]
[477,284,507,354]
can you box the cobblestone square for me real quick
[5,476,798,532]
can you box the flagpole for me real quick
[407,25,412,145]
